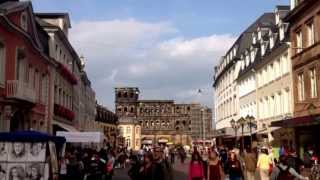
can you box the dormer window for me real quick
[261,42,266,56]
[250,49,256,63]
[20,12,28,31]
[270,35,274,49]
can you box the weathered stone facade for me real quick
[115,87,205,146]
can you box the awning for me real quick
[141,139,153,144]
[52,120,79,132]
[56,131,105,143]
[256,127,281,135]
[271,115,320,127]
[158,139,168,143]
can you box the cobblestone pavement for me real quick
[113,160,189,180]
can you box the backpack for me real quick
[277,165,294,180]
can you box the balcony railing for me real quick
[6,80,36,103]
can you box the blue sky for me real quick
[33,0,289,36]
[32,0,289,109]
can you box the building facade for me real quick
[36,13,96,134]
[270,0,320,158]
[115,87,209,148]
[0,1,55,132]
[95,104,118,148]
[213,13,276,136]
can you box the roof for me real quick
[138,100,174,103]
[275,5,290,11]
[35,12,71,28]
[0,1,29,13]
[213,13,275,87]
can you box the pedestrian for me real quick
[243,147,257,180]
[128,155,141,180]
[219,145,228,173]
[153,146,173,180]
[138,152,154,180]
[270,155,309,180]
[227,150,243,180]
[207,149,224,180]
[169,148,175,164]
[188,151,205,180]
[105,150,115,180]
[257,147,272,180]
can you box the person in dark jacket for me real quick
[139,152,154,180]
[128,155,141,180]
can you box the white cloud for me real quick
[159,35,235,58]
[70,18,235,109]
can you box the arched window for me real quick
[130,107,134,113]
[130,92,134,98]
[117,92,122,98]
[124,92,128,98]
[124,107,127,112]
[20,12,28,31]
[126,126,131,134]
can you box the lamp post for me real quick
[230,119,239,148]
[237,117,246,152]
[246,115,255,148]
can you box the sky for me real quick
[32,0,289,110]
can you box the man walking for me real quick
[152,146,173,180]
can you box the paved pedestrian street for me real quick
[113,161,189,180]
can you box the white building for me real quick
[213,13,276,133]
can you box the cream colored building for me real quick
[118,117,141,150]
[256,6,293,132]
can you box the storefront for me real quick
[271,115,320,159]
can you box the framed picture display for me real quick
[7,163,25,180]
[8,143,27,162]
[25,163,45,180]
[0,143,8,162]
[27,143,46,162]
[0,163,7,180]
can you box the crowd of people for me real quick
[56,144,319,180]
[187,145,319,180]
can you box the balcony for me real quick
[6,80,36,103]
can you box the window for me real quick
[119,127,124,135]
[16,49,26,81]
[307,21,315,47]
[310,68,317,98]
[135,127,140,134]
[20,12,28,31]
[296,30,303,53]
[0,43,5,86]
[40,74,48,104]
[298,73,305,101]
[126,126,131,134]
[126,138,131,148]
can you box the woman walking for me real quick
[227,150,243,180]
[207,149,224,180]
[188,151,204,180]
[257,147,272,180]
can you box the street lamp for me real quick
[230,119,239,148]
[237,117,246,152]
[245,115,255,148]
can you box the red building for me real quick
[0,1,55,132]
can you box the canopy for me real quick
[0,131,66,145]
[56,131,105,143]
[52,120,79,132]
